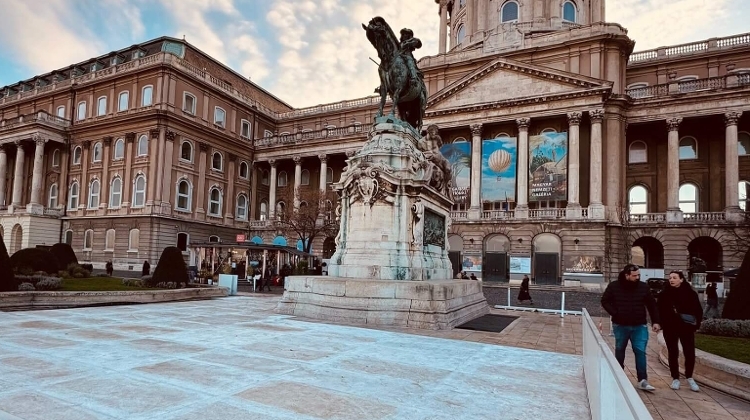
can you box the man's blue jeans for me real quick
[612,324,649,381]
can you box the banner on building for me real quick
[440,141,471,204]
[481,137,517,206]
[509,256,532,274]
[528,132,568,202]
[462,252,482,274]
[566,255,603,273]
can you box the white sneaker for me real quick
[687,378,700,392]
[638,380,656,392]
[670,379,680,390]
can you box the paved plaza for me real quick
[0,296,589,420]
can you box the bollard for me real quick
[561,291,566,318]
[507,287,511,306]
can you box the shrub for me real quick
[723,247,750,320]
[65,263,91,279]
[122,278,144,287]
[151,247,189,287]
[10,248,59,275]
[35,277,62,291]
[80,263,94,272]
[49,243,78,271]
[17,282,35,291]
[0,234,15,292]
[699,319,750,338]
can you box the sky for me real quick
[0,0,748,108]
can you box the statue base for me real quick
[276,276,490,330]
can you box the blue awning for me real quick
[272,236,287,246]
[250,236,263,245]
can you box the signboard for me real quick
[236,234,246,243]
[462,252,482,273]
[481,137,517,206]
[509,256,532,274]
[529,132,568,201]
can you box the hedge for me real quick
[151,247,189,287]
[10,248,59,276]
[50,243,78,271]
[0,235,15,292]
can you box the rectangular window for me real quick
[97,96,107,116]
[183,93,196,114]
[56,106,65,118]
[214,107,226,128]
[118,92,129,111]
[77,102,87,120]
[142,86,153,107]
[241,120,251,138]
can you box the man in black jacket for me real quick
[601,264,661,392]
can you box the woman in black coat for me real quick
[657,270,703,392]
[517,275,534,305]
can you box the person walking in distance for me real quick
[658,270,703,392]
[703,282,719,319]
[517,275,534,305]
[601,264,661,391]
[142,260,150,276]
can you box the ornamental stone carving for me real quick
[318,154,327,163]
[82,140,92,149]
[470,123,483,137]
[268,159,277,167]
[411,198,424,246]
[103,136,113,146]
[293,155,302,164]
[165,131,177,142]
[516,118,530,130]
[125,132,136,143]
[32,134,46,145]
[725,111,742,127]
[567,112,582,125]
[199,142,209,152]
[345,150,357,158]
[149,129,160,139]
[228,153,237,162]
[666,117,683,132]
[416,124,452,198]
[590,109,604,123]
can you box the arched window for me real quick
[276,201,286,215]
[97,96,107,116]
[141,85,153,107]
[72,146,82,165]
[48,183,58,208]
[56,106,65,118]
[261,169,269,186]
[264,129,273,138]
[236,194,248,220]
[88,179,101,208]
[208,235,220,243]
[109,177,122,208]
[326,167,334,184]
[679,136,698,160]
[212,152,223,171]
[132,174,146,207]
[77,101,87,120]
[92,142,103,162]
[679,183,699,213]
[128,229,140,251]
[68,181,79,209]
[562,1,577,22]
[278,171,288,187]
[260,200,268,221]
[177,232,189,251]
[628,141,647,163]
[118,91,129,111]
[113,138,125,160]
[64,230,73,245]
[180,141,193,162]
[214,107,226,128]
[105,229,115,251]
[628,185,648,214]
[52,149,60,167]
[239,161,249,179]
[208,187,222,216]
[83,229,93,250]
[137,135,148,156]
[183,92,196,114]
[453,137,467,143]
[541,128,557,134]
[501,1,519,23]
[300,169,310,185]
[176,180,191,211]
[739,132,750,156]
[740,181,750,211]
[495,132,511,138]
[240,119,252,138]
[456,24,466,45]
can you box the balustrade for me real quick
[683,212,726,222]
[628,32,750,63]
[530,208,566,219]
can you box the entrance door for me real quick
[534,253,558,285]
[449,251,462,277]
[483,252,507,282]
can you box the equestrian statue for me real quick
[363,17,428,131]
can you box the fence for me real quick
[582,309,653,420]
[493,287,582,317]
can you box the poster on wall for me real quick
[439,141,471,204]
[462,252,482,273]
[509,256,532,274]
[481,137,517,206]
[566,256,603,273]
[528,132,568,201]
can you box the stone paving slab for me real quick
[0,296,589,420]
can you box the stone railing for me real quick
[248,220,269,228]
[582,309,653,420]
[683,212,726,222]
[254,125,367,147]
[625,73,747,100]
[481,210,514,220]
[629,32,750,64]
[530,208,566,219]
[629,213,666,223]
[0,111,70,132]
[276,96,383,119]
[450,211,468,220]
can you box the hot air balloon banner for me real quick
[528,132,568,202]
[481,137,517,204]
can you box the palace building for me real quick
[1,0,749,283]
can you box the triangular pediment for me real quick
[427,57,612,112]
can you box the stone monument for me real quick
[276,17,489,330]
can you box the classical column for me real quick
[146,129,160,205]
[28,135,46,209]
[122,133,135,208]
[268,159,278,220]
[0,145,8,208]
[293,155,302,210]
[666,117,683,222]
[226,153,237,221]
[154,128,166,204]
[438,1,448,54]
[79,141,91,210]
[161,131,176,207]
[588,109,605,219]
[515,118,530,219]
[195,142,208,216]
[100,136,112,208]
[725,112,742,218]
[469,124,483,220]
[250,162,258,220]
[318,154,328,193]
[566,112,582,218]
[466,0,475,37]
[11,141,25,208]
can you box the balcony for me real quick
[629,212,729,224]
[625,74,750,100]
[0,111,70,136]
[253,125,367,148]
[628,33,750,64]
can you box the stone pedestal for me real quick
[277,276,490,330]
[666,209,684,223]
[588,203,606,220]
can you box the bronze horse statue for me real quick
[363,17,428,131]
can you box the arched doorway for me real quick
[688,237,723,271]
[533,233,561,285]
[631,237,664,269]
[483,234,510,282]
[448,235,463,277]
[10,224,23,254]
[322,237,336,259]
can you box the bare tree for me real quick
[604,203,633,281]
[274,187,340,255]
[725,211,750,257]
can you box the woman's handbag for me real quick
[678,313,697,326]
